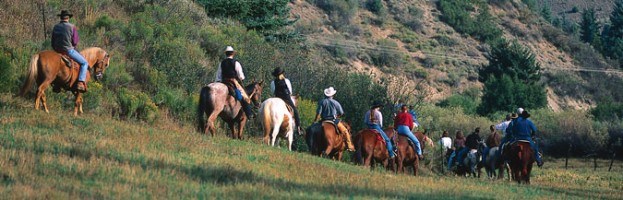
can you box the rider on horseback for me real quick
[365,101,396,158]
[270,67,301,133]
[455,128,482,168]
[394,105,423,159]
[216,46,254,118]
[51,10,88,92]
[501,109,544,167]
[315,87,355,151]
[482,125,501,165]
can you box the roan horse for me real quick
[457,140,485,177]
[353,127,397,171]
[197,81,263,139]
[19,47,110,115]
[395,130,426,176]
[305,121,352,160]
[259,97,295,150]
[504,141,535,184]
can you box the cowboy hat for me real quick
[510,113,518,119]
[224,46,235,52]
[57,10,73,18]
[521,110,531,118]
[517,107,524,115]
[323,87,336,97]
[272,67,285,77]
[371,101,384,109]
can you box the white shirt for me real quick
[495,120,511,136]
[440,137,452,150]
[270,78,292,95]
[215,57,245,82]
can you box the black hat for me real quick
[57,10,73,18]
[521,110,531,118]
[272,67,284,77]
[371,101,384,109]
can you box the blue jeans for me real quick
[396,125,422,156]
[368,124,395,157]
[67,49,89,82]
[455,147,469,167]
[482,147,490,165]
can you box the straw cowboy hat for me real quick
[510,113,519,119]
[324,87,336,97]
[272,67,285,77]
[371,101,384,109]
[225,46,235,52]
[57,10,73,18]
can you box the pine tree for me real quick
[580,8,600,47]
[540,3,552,23]
[609,0,623,38]
[478,40,546,115]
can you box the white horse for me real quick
[259,97,295,150]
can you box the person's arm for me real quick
[285,79,292,94]
[270,81,276,95]
[235,61,245,81]
[494,121,504,130]
[529,121,537,136]
[71,26,79,47]
[377,111,383,127]
[335,101,344,117]
[407,114,414,130]
[215,63,222,82]
[315,101,322,121]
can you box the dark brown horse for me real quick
[505,141,535,184]
[19,47,110,115]
[353,127,396,171]
[197,81,263,139]
[305,121,352,160]
[395,130,426,176]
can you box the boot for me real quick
[536,152,544,167]
[337,122,355,151]
[76,81,87,93]
[241,100,254,119]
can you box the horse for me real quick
[395,130,426,176]
[456,140,485,177]
[353,127,397,171]
[197,80,263,139]
[305,120,352,160]
[480,147,510,179]
[19,47,111,115]
[504,141,535,184]
[259,97,295,150]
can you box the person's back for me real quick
[466,131,481,150]
[317,98,342,120]
[51,10,88,92]
[441,136,452,150]
[270,67,300,131]
[511,117,536,140]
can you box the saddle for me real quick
[321,120,340,135]
[501,140,530,155]
[222,80,237,97]
[368,129,385,144]
[60,54,74,68]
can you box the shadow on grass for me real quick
[537,184,622,200]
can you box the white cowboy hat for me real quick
[225,46,235,52]
[324,87,337,97]
[517,107,524,115]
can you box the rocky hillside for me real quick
[289,0,623,111]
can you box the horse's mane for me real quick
[80,47,107,67]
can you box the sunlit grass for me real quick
[1,94,621,199]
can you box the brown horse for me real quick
[197,80,263,139]
[353,127,396,171]
[395,130,426,176]
[19,47,110,115]
[305,121,352,160]
[505,141,535,184]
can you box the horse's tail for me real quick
[259,100,272,138]
[354,133,363,165]
[19,54,39,97]
[197,86,210,132]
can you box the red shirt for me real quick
[394,112,414,130]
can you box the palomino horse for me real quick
[395,130,426,176]
[259,97,295,150]
[505,141,535,184]
[353,127,397,171]
[197,81,263,139]
[305,121,352,160]
[19,47,110,115]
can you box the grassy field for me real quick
[1,95,622,199]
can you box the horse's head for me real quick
[81,47,110,81]
[245,80,264,108]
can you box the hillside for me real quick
[1,94,622,199]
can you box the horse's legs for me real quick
[36,81,52,113]
[364,147,373,167]
[287,131,293,151]
[227,122,236,139]
[236,118,246,140]
[413,159,419,176]
[270,123,280,146]
[337,152,343,161]
[73,92,83,116]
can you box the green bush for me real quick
[154,87,196,123]
[438,0,502,44]
[591,102,623,121]
[369,39,405,68]
[312,0,358,30]
[365,0,383,14]
[198,0,294,34]
[436,93,479,115]
[117,88,158,123]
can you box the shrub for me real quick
[438,0,502,44]
[369,39,405,68]
[312,0,358,31]
[117,88,159,123]
[365,0,383,14]
[153,87,196,123]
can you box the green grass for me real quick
[1,94,622,199]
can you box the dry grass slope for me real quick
[1,94,622,199]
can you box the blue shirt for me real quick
[507,117,537,140]
[408,110,418,121]
[316,97,344,119]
